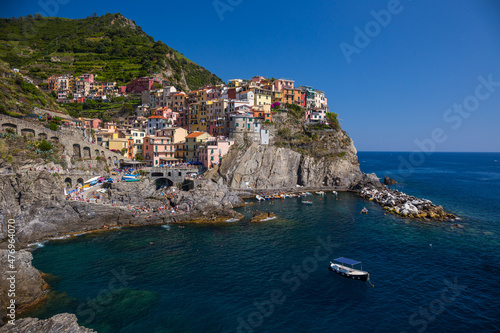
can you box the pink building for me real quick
[207,87,223,100]
[81,74,95,83]
[273,78,295,91]
[126,77,163,94]
[198,139,234,169]
[83,118,103,129]
[143,136,176,166]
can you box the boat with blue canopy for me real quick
[329,257,369,281]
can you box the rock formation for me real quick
[0,172,244,245]
[249,211,276,222]
[0,250,48,326]
[214,142,380,190]
[0,313,95,333]
[359,186,456,220]
[384,176,397,185]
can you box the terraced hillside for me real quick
[0,13,222,91]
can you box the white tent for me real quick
[84,176,100,184]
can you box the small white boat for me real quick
[332,191,338,195]
[302,200,313,205]
[329,257,369,281]
[315,191,325,195]
[256,195,265,201]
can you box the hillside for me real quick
[0,59,64,115]
[0,13,223,91]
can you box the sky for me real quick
[1,0,500,152]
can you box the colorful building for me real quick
[198,139,234,168]
[184,132,213,162]
[147,115,171,135]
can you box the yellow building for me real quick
[272,90,283,104]
[252,88,272,106]
[184,132,213,162]
[189,102,208,133]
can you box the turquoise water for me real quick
[24,152,500,332]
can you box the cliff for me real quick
[214,142,378,189]
[213,110,380,190]
[0,250,47,326]
[0,171,242,245]
[0,313,95,333]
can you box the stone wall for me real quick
[0,114,126,166]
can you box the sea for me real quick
[22,152,500,333]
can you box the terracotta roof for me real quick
[148,116,167,119]
[186,132,206,138]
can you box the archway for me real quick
[95,149,100,157]
[77,178,84,186]
[38,133,47,140]
[50,136,59,142]
[101,151,105,157]
[112,156,117,162]
[73,144,81,158]
[21,128,35,137]
[155,178,173,190]
[64,177,72,188]
[1,123,17,134]
[107,157,112,165]
[82,146,91,158]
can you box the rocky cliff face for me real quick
[0,313,95,333]
[0,250,47,326]
[214,140,379,190]
[0,172,243,245]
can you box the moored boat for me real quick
[302,200,313,205]
[329,257,369,281]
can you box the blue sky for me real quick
[2,0,500,152]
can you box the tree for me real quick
[49,122,58,131]
[38,139,53,151]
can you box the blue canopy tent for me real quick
[334,257,361,265]
[334,257,363,270]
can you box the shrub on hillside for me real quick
[38,139,53,151]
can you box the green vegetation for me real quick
[61,94,140,119]
[37,139,53,151]
[326,112,340,130]
[49,122,58,130]
[0,13,223,90]
[274,108,352,160]
[285,103,305,120]
[0,60,63,115]
[0,135,65,168]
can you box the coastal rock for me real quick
[171,180,245,222]
[360,186,456,220]
[0,250,47,326]
[250,211,276,222]
[215,142,382,190]
[0,171,246,246]
[384,176,397,185]
[0,313,95,332]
